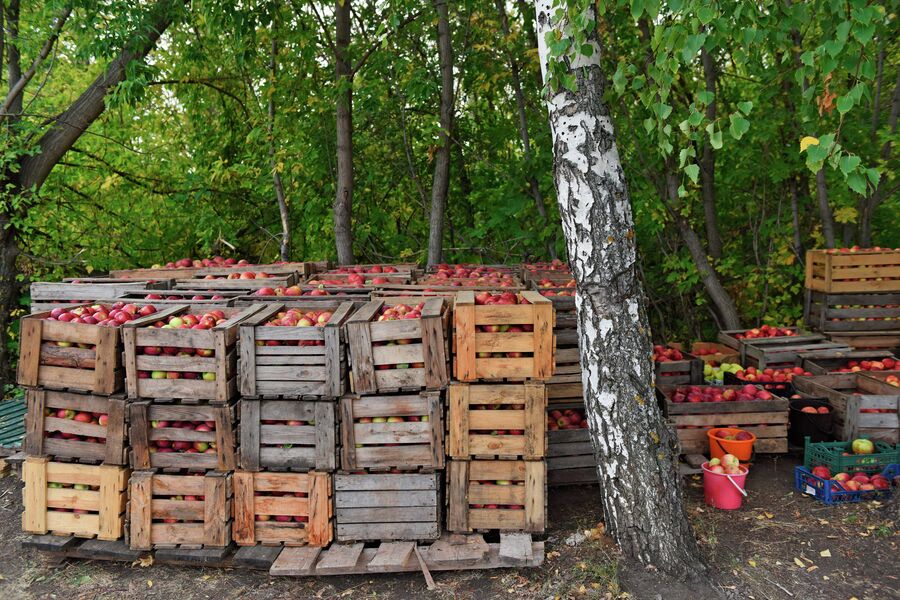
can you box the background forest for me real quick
[3,0,898,350]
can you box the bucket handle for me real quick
[726,473,748,497]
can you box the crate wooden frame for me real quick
[804,290,900,332]
[334,473,441,542]
[174,270,298,291]
[447,460,546,533]
[239,301,355,398]
[239,399,337,472]
[546,392,596,486]
[448,382,546,460]
[799,349,898,375]
[30,280,170,313]
[372,282,526,295]
[129,401,236,471]
[233,471,333,547]
[453,291,554,382]
[657,385,790,454]
[110,267,205,280]
[123,304,262,402]
[17,307,125,394]
[346,297,450,394]
[793,374,899,444]
[805,249,900,293]
[717,327,805,350]
[824,330,900,351]
[324,263,420,276]
[115,290,241,307]
[128,471,232,550]
[25,389,128,465]
[23,457,128,540]
[340,391,444,471]
[674,342,740,365]
[654,352,703,385]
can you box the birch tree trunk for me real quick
[533,0,706,580]
[334,0,355,264]
[426,0,453,266]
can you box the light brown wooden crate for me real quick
[447,460,545,533]
[805,249,900,293]
[174,270,298,291]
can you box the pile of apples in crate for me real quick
[810,440,892,492]
[830,358,898,373]
[135,309,227,381]
[331,265,402,274]
[669,384,776,403]
[372,302,425,369]
[254,285,329,296]
[44,408,109,444]
[202,271,274,280]
[154,256,250,269]
[261,418,314,450]
[734,325,796,339]
[653,345,686,363]
[731,366,813,383]
[547,408,589,431]
[46,303,156,328]
[148,420,217,455]
[145,292,228,301]
[473,293,534,359]
[469,480,526,511]
[307,274,395,286]
[704,363,742,383]
[257,308,333,345]
[421,264,518,287]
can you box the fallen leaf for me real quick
[794,558,805,568]
[807,566,818,573]
[764,512,773,519]
[577,584,587,594]
[819,549,831,558]
[133,555,154,568]
[748,559,757,567]
[201,574,211,581]
[818,519,829,525]
[147,580,153,589]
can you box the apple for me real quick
[812,466,831,479]
[851,438,874,455]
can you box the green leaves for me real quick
[728,113,750,140]
[684,163,700,183]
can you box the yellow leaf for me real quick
[800,136,819,152]
[807,566,818,572]
[793,558,805,568]
[764,512,774,519]
[748,559,757,567]
[819,549,831,558]
[133,555,154,568]
[147,580,153,588]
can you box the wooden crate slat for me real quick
[130,401,236,471]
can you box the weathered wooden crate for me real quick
[448,382,546,460]
[346,297,450,394]
[340,391,444,471]
[334,473,441,542]
[128,471,232,550]
[677,342,740,365]
[239,399,337,472]
[129,401,236,471]
[115,290,240,307]
[23,457,128,540]
[25,389,127,465]
[799,349,898,375]
[545,391,596,486]
[305,273,412,293]
[805,249,900,293]
[239,302,355,398]
[233,471,333,547]
[805,291,900,332]
[717,327,805,350]
[654,352,703,385]
[447,460,546,533]
[17,308,125,394]
[453,291,554,382]
[110,267,205,280]
[720,329,850,369]
[372,282,525,295]
[123,305,262,402]
[825,330,900,351]
[325,263,420,276]
[657,385,790,454]
[30,280,169,313]
[174,270,298,291]
[793,374,899,444]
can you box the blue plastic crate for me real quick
[795,464,897,505]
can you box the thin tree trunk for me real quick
[426,0,453,266]
[2,7,71,115]
[788,177,804,261]
[268,27,290,261]
[815,168,835,248]
[860,66,899,246]
[699,47,722,259]
[5,0,21,120]
[334,0,355,264]
[534,0,707,581]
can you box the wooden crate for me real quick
[340,391,444,471]
[717,327,805,350]
[239,399,337,472]
[805,249,900,293]
[174,270,298,291]
[372,282,525,295]
[799,349,898,375]
[654,352,703,385]
[110,267,205,280]
[334,473,441,542]
[453,291,554,382]
[346,297,450,394]
[325,263,420,276]
[741,336,849,369]
[123,305,262,402]
[30,280,169,313]
[805,291,900,332]
[25,389,127,465]
[545,391,596,486]
[233,471,333,547]
[658,385,790,454]
[307,272,412,287]
[129,401,236,471]
[239,302,355,398]
[23,457,128,540]
[447,460,546,533]
[793,374,899,444]
[115,290,240,307]
[679,342,740,365]
[825,330,900,351]
[17,307,125,394]
[128,471,232,550]
[448,382,546,460]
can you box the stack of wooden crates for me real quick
[447,290,553,535]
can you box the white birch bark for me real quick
[533,0,706,579]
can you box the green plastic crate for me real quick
[803,436,899,473]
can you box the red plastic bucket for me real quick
[702,462,749,510]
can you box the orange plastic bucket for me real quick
[707,428,756,461]
[702,462,749,510]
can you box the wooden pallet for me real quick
[17,307,125,394]
[233,471,333,547]
[128,470,232,550]
[799,348,898,374]
[25,389,127,465]
[346,297,450,394]
[340,392,444,470]
[129,401,236,471]
[804,290,900,332]
[30,280,169,313]
[448,382,546,460]
[453,291,554,382]
[239,301,354,398]
[657,385,790,454]
[239,399,337,472]
[805,249,900,293]
[174,270,299,291]
[333,473,441,542]
[22,532,544,575]
[23,457,128,540]
[824,330,900,351]
[793,374,899,444]
[123,305,262,402]
[447,459,546,533]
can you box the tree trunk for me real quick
[426,0,453,266]
[334,0,355,264]
[534,0,707,581]
[788,177,804,261]
[815,168,835,249]
[699,47,722,259]
[860,66,899,246]
[268,27,290,261]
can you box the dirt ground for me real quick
[0,455,896,600]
